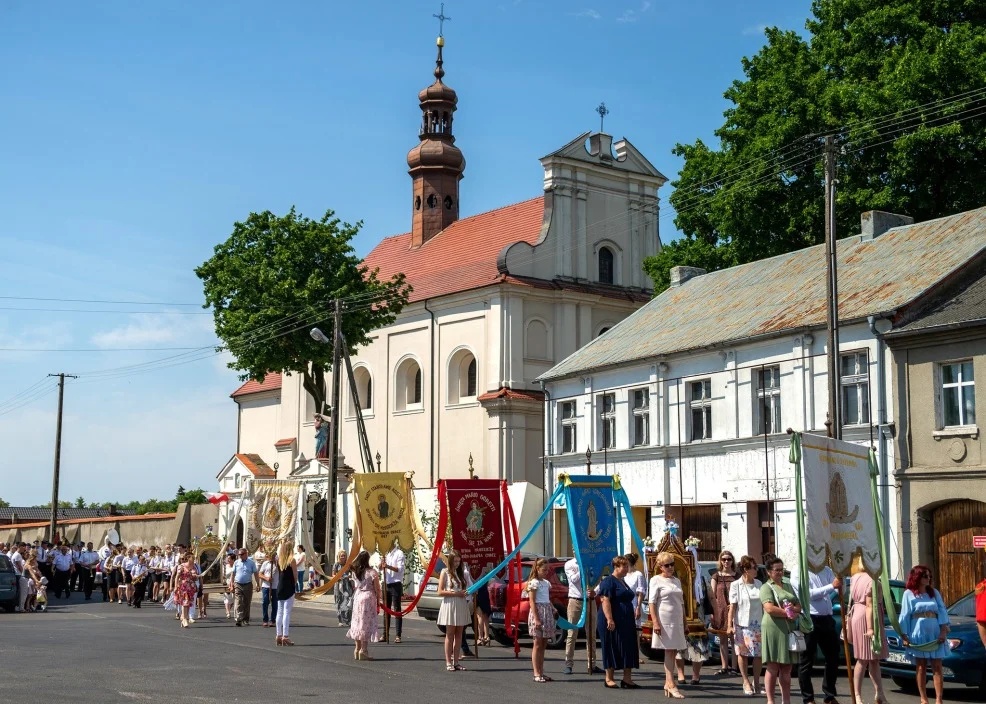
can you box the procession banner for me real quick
[445,480,505,579]
[565,475,618,587]
[353,472,417,554]
[797,433,881,578]
[246,480,303,555]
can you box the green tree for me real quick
[74,496,86,508]
[196,208,411,415]
[0,497,9,508]
[645,0,986,292]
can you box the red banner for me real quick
[445,479,505,580]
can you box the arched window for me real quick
[447,348,478,405]
[525,318,551,361]
[598,327,611,337]
[351,366,372,414]
[395,358,423,411]
[598,246,615,284]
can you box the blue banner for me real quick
[566,476,618,587]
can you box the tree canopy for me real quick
[33,486,209,515]
[196,208,410,414]
[644,0,986,292]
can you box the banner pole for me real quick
[839,584,856,704]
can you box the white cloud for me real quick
[743,24,768,36]
[90,313,214,348]
[616,9,637,23]
[574,8,601,20]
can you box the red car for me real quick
[488,556,599,649]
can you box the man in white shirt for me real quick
[97,539,113,602]
[79,542,100,600]
[130,555,150,608]
[563,557,600,675]
[382,542,406,643]
[69,543,83,593]
[9,544,27,612]
[792,566,843,704]
[51,544,75,599]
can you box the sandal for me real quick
[282,639,295,646]
[715,669,730,676]
[534,676,548,683]
[453,663,467,671]
[446,665,455,672]
[276,637,283,646]
[394,636,401,643]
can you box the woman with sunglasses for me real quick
[710,551,739,676]
[760,557,801,704]
[649,552,687,698]
[899,565,950,704]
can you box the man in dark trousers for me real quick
[51,543,75,599]
[792,566,843,704]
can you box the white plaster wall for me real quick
[236,393,280,469]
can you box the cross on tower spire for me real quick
[433,3,451,37]
[596,102,610,133]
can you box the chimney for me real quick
[588,133,614,162]
[108,504,117,516]
[860,210,913,241]
[669,266,706,288]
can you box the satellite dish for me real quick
[107,528,121,544]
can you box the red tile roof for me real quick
[364,196,545,302]
[274,437,297,448]
[231,372,282,399]
[236,453,277,477]
[477,387,545,403]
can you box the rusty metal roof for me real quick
[539,206,986,381]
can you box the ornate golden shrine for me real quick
[646,522,708,635]
[193,532,226,594]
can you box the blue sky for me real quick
[0,0,812,506]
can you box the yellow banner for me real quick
[354,472,416,554]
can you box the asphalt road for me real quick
[1,592,978,704]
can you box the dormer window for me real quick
[427,194,438,209]
[598,246,615,284]
[444,195,453,210]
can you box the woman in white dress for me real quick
[727,555,764,696]
[649,551,687,699]
[437,550,471,672]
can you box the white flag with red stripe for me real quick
[206,492,229,505]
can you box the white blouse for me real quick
[728,578,763,628]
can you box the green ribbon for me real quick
[789,433,813,634]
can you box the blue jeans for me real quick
[296,569,306,593]
[261,586,278,623]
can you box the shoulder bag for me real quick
[768,582,807,652]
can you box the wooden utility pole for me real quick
[823,135,842,439]
[326,299,343,560]
[48,373,77,540]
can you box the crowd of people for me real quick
[5,537,985,703]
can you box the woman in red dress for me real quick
[175,552,199,628]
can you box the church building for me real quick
[217,34,666,553]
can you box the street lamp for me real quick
[310,327,330,344]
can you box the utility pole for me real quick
[48,373,77,540]
[823,135,842,439]
[326,299,343,560]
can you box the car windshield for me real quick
[947,592,975,617]
[0,555,11,573]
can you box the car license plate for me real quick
[425,584,437,592]
[885,652,909,664]
[491,612,504,623]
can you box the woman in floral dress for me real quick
[728,555,764,696]
[346,551,380,660]
[175,552,199,628]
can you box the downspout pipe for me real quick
[540,380,552,555]
[868,315,891,575]
[425,299,437,487]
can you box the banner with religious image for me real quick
[565,475,618,587]
[799,434,882,577]
[445,480,505,580]
[354,472,416,554]
[247,480,302,555]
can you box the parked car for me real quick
[415,557,447,623]
[489,556,601,649]
[882,590,985,694]
[0,554,18,612]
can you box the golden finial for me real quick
[437,36,445,47]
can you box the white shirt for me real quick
[37,547,48,563]
[131,564,148,579]
[527,577,551,604]
[791,567,836,616]
[293,551,307,569]
[97,545,112,561]
[729,578,764,627]
[123,556,136,572]
[564,558,583,598]
[81,550,100,568]
[624,569,647,617]
[384,547,405,585]
[52,551,73,571]
[9,551,25,575]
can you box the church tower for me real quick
[407,34,465,247]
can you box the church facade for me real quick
[218,36,666,553]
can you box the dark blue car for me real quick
[882,590,985,695]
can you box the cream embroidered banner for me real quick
[247,481,302,555]
[800,434,881,577]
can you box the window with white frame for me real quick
[395,358,423,412]
[560,400,578,453]
[840,351,869,426]
[941,361,976,427]
[447,349,478,405]
[631,388,650,447]
[689,379,712,441]
[234,473,241,489]
[755,366,781,435]
[599,393,616,449]
[350,366,372,414]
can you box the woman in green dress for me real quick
[759,557,802,704]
